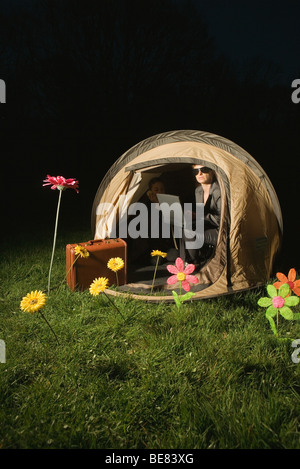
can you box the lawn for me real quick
[1,230,300,449]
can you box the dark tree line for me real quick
[0,0,299,268]
[1,0,297,140]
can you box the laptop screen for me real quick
[156,193,184,227]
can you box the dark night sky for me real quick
[1,0,299,270]
[201,0,300,84]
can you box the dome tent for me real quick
[91,130,282,302]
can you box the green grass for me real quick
[1,230,300,449]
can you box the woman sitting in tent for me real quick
[180,165,221,267]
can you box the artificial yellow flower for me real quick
[150,250,167,295]
[20,290,47,314]
[89,277,124,318]
[20,290,59,344]
[74,245,90,258]
[107,257,125,272]
[89,277,109,296]
[151,250,167,258]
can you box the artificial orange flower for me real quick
[273,268,300,296]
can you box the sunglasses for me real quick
[192,167,212,176]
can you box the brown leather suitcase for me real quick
[66,238,127,291]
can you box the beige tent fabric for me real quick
[91,131,282,301]
[92,130,282,229]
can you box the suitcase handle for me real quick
[87,239,102,245]
[87,239,120,245]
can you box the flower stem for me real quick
[116,271,119,287]
[39,311,60,345]
[103,292,125,319]
[150,256,159,295]
[62,254,80,289]
[47,189,62,295]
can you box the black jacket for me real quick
[195,180,221,230]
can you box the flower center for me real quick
[177,272,186,282]
[30,299,37,305]
[287,280,294,289]
[272,296,285,308]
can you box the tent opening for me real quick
[115,162,228,295]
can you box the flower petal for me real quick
[181,280,191,292]
[278,283,290,298]
[273,281,283,289]
[288,268,296,282]
[183,263,195,274]
[276,272,289,283]
[285,295,300,306]
[292,283,300,296]
[167,275,178,285]
[175,257,184,272]
[266,305,277,317]
[186,274,199,285]
[279,306,294,320]
[257,297,273,307]
[167,265,178,274]
[267,284,277,298]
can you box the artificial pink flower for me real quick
[43,175,79,193]
[167,257,199,292]
[43,174,79,294]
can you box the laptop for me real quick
[156,193,184,227]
